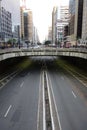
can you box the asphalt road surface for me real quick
[0,61,40,130]
[0,56,87,130]
[48,60,87,130]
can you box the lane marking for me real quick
[72,91,77,98]
[46,72,55,130]
[20,82,24,88]
[47,72,62,130]
[43,71,46,130]
[37,71,42,130]
[4,105,12,117]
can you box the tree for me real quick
[44,40,51,45]
[7,39,12,44]
[7,38,17,47]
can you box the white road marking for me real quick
[43,71,46,130]
[37,72,42,130]
[20,82,24,87]
[46,72,55,130]
[72,91,77,98]
[4,105,12,117]
[47,72,62,130]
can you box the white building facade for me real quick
[57,6,69,43]
[57,19,68,42]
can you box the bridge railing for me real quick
[0,47,87,55]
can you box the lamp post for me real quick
[0,0,2,43]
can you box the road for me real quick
[48,61,87,130]
[0,61,41,130]
[0,56,87,130]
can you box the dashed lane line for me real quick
[4,105,12,118]
[20,82,24,88]
[72,91,77,98]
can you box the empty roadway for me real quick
[0,56,87,130]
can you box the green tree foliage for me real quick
[7,38,17,47]
[44,40,51,45]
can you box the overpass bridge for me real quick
[0,47,87,61]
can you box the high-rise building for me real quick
[52,6,58,45]
[60,6,69,22]
[0,7,12,42]
[69,0,75,40]
[24,11,29,41]
[69,0,75,15]
[57,6,69,43]
[20,0,33,43]
[69,0,83,45]
[2,0,20,26]
[20,6,25,40]
[27,9,33,43]
[82,0,87,40]
[20,0,26,40]
[0,0,20,43]
[57,19,68,42]
[13,25,20,40]
[75,0,83,40]
[48,26,52,41]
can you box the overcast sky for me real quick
[26,0,69,41]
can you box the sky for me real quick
[26,0,69,42]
